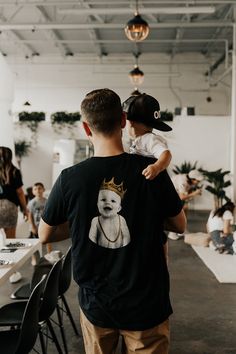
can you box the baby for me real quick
[89,177,130,249]
[122,93,172,180]
[123,93,173,262]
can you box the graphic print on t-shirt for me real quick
[89,177,131,249]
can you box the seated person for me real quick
[207,201,235,254]
[169,169,203,240]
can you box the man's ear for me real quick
[82,121,92,137]
[121,112,126,129]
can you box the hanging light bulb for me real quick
[131,88,142,96]
[129,65,144,86]
[129,52,144,86]
[125,0,149,42]
[23,101,31,112]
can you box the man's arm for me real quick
[164,209,186,234]
[38,218,70,244]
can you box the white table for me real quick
[0,238,42,286]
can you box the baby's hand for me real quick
[142,164,161,180]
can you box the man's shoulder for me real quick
[61,159,90,176]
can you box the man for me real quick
[169,169,203,240]
[39,88,186,354]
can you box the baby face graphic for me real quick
[97,189,121,218]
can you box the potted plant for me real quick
[51,111,81,134]
[172,161,199,175]
[200,168,231,209]
[160,110,174,121]
[14,140,31,170]
[18,111,45,145]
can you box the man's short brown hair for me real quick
[81,88,123,135]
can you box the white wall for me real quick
[10,53,233,210]
[166,115,231,210]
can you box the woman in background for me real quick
[0,146,28,282]
[207,201,235,254]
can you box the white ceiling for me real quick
[0,0,234,73]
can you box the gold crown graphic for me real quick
[100,177,126,199]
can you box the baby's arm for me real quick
[142,150,172,180]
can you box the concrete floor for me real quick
[169,210,236,354]
[0,210,236,354]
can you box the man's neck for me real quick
[93,134,124,157]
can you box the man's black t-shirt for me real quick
[42,153,182,330]
[0,169,23,206]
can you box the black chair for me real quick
[54,246,79,353]
[0,275,45,354]
[11,255,52,300]
[0,258,63,354]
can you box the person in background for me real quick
[122,93,172,263]
[39,88,186,354]
[28,182,54,263]
[0,146,28,283]
[169,169,203,240]
[207,201,235,254]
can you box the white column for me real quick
[0,53,15,150]
[231,23,236,202]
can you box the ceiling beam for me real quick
[0,21,232,30]
[78,0,104,58]
[0,12,35,56]
[205,44,232,76]
[36,5,71,57]
[56,6,216,15]
[171,14,190,57]
[0,1,234,6]
[0,39,229,44]
[203,4,232,56]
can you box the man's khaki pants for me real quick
[80,309,170,354]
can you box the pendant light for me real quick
[125,0,149,42]
[23,61,31,111]
[131,88,142,96]
[129,53,144,86]
[23,101,31,112]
